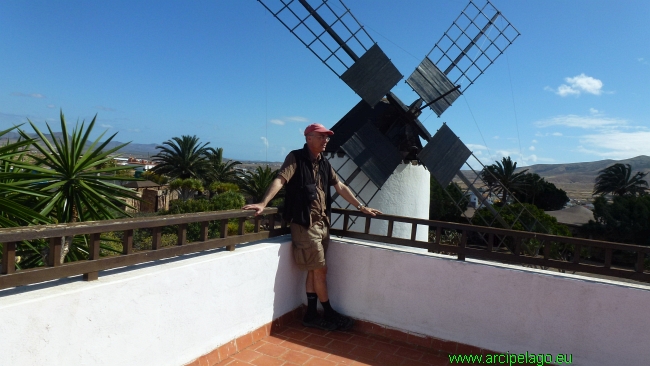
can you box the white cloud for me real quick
[466,143,488,151]
[46,104,55,109]
[638,57,649,65]
[546,73,604,97]
[269,115,311,126]
[552,132,563,136]
[578,131,650,159]
[589,108,600,115]
[532,139,538,143]
[286,116,309,122]
[529,145,535,151]
[260,136,269,148]
[534,114,627,130]
[11,92,45,98]
[101,124,113,129]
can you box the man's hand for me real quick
[360,206,382,216]
[242,203,267,216]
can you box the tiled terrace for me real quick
[190,308,475,366]
[221,322,450,366]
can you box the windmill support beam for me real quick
[456,171,511,229]
[297,0,360,61]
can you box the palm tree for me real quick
[151,135,211,180]
[237,165,280,203]
[593,163,648,196]
[206,147,241,184]
[481,156,529,204]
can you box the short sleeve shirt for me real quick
[278,150,339,227]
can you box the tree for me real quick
[481,156,528,204]
[237,165,280,203]
[169,178,204,201]
[474,203,572,262]
[14,111,139,263]
[593,163,648,197]
[429,178,468,223]
[151,135,211,180]
[584,195,650,246]
[513,173,569,211]
[206,147,241,184]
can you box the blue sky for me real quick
[1,0,649,166]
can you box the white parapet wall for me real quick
[0,237,302,366]
[326,238,650,366]
[329,156,430,242]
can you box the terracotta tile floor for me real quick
[214,319,453,366]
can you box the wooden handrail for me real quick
[0,208,284,290]
[330,208,650,283]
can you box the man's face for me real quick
[306,133,330,153]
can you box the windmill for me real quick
[259,0,520,239]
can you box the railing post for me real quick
[604,248,612,269]
[200,221,209,241]
[514,237,521,257]
[573,244,581,264]
[48,237,63,267]
[1,242,16,275]
[543,239,550,260]
[410,223,417,241]
[84,233,101,281]
[343,213,349,232]
[123,230,133,254]
[487,233,494,252]
[636,251,645,273]
[238,217,246,235]
[177,224,187,246]
[152,227,161,250]
[364,217,371,234]
[254,216,261,233]
[387,220,394,238]
[221,220,234,251]
[458,230,467,261]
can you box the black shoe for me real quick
[302,316,337,331]
[326,311,355,331]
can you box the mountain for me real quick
[520,155,650,184]
[460,155,650,202]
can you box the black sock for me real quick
[306,293,318,319]
[320,300,335,318]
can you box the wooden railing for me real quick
[0,208,286,290]
[2,207,649,290]
[330,208,650,283]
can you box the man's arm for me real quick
[333,181,382,216]
[242,176,286,215]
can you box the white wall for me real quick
[330,157,430,241]
[0,238,303,366]
[326,238,650,366]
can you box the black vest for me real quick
[283,144,333,227]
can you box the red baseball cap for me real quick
[304,123,334,136]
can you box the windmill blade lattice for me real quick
[258,0,402,107]
[407,0,521,116]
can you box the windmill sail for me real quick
[407,0,520,116]
[258,0,402,107]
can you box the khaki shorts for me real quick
[290,222,329,271]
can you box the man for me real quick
[243,123,382,331]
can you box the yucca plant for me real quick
[10,111,140,263]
